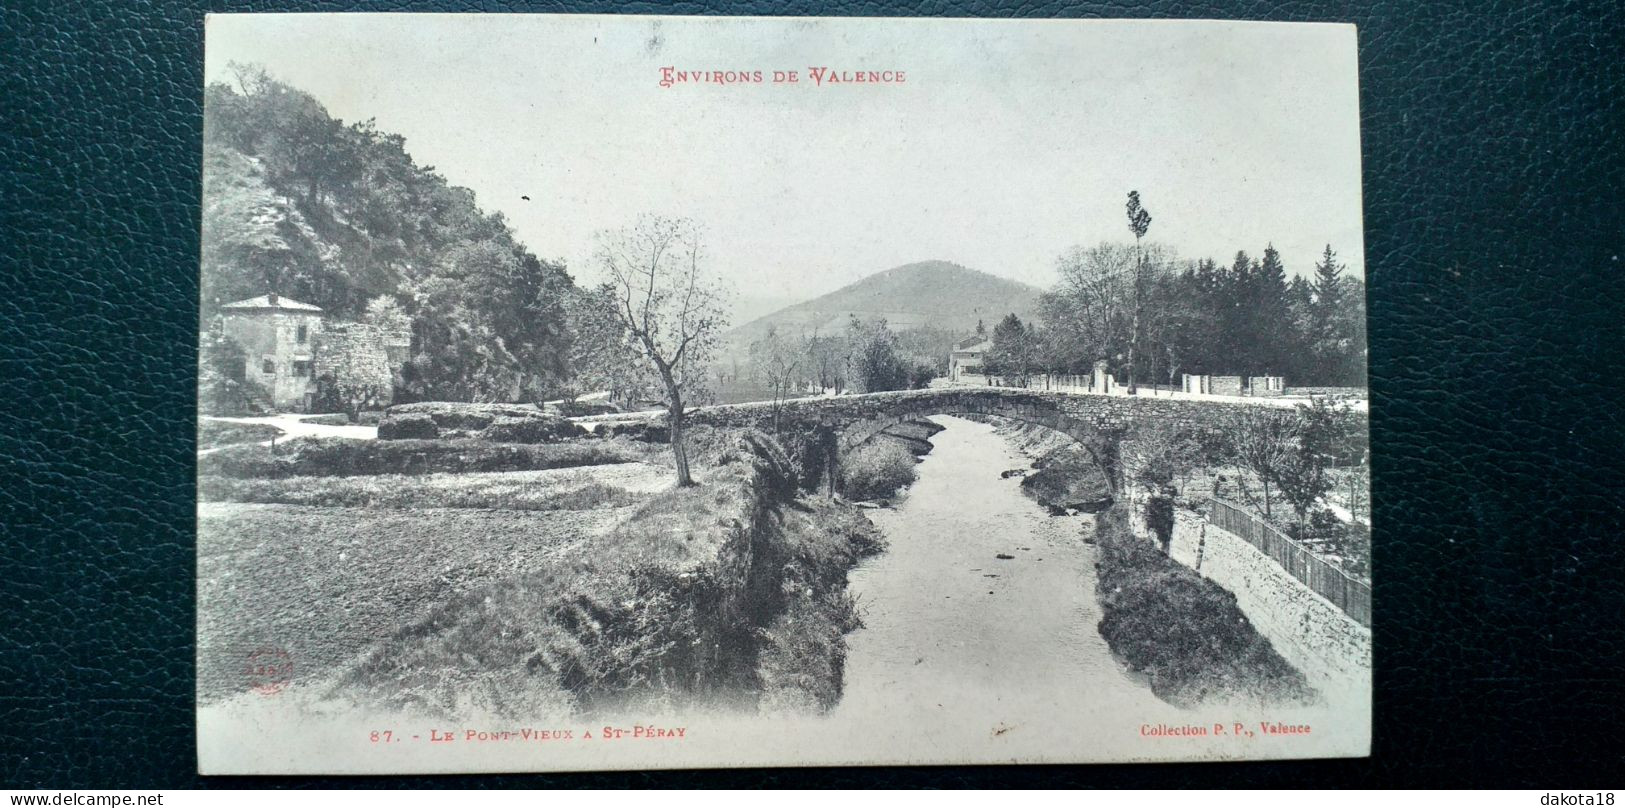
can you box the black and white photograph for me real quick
[194,14,1372,774]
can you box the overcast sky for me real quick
[205,15,1365,310]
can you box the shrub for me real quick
[598,420,670,444]
[839,440,918,501]
[481,415,584,443]
[377,412,439,440]
[299,413,354,427]
[1144,491,1176,553]
[379,402,584,442]
[386,401,540,433]
[554,400,619,417]
[300,411,382,426]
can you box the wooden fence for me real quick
[1206,497,1372,627]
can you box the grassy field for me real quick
[196,460,668,704]
[197,501,645,703]
[199,465,666,510]
[199,436,656,478]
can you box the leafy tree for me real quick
[1275,398,1349,538]
[988,313,1038,387]
[907,361,939,389]
[845,316,908,393]
[563,285,657,409]
[198,327,268,416]
[1043,242,1134,374]
[596,215,730,487]
[1124,191,1153,393]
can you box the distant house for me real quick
[949,334,993,381]
[219,293,410,413]
[220,293,325,412]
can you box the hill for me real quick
[201,66,576,403]
[724,260,1044,350]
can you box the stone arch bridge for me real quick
[665,388,1347,493]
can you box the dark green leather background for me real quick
[4,0,1623,788]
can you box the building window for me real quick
[262,359,276,375]
[296,323,308,343]
[293,361,311,378]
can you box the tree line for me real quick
[986,192,1367,389]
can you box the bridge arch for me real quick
[682,387,1279,498]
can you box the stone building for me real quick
[220,293,324,412]
[948,334,992,381]
[218,292,412,413]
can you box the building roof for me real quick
[221,294,322,313]
[953,335,993,352]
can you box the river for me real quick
[826,415,1187,759]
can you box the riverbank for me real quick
[1092,506,1316,707]
[984,418,1315,708]
[325,428,884,718]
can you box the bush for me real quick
[908,362,939,389]
[1145,491,1176,553]
[386,401,541,433]
[839,441,918,501]
[377,412,439,440]
[300,411,383,426]
[379,402,584,442]
[299,413,353,427]
[554,400,619,417]
[198,437,640,478]
[598,420,670,444]
[481,415,584,443]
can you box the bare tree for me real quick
[1048,242,1135,370]
[1226,406,1300,519]
[596,216,729,486]
[750,325,803,433]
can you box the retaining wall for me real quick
[1140,504,1372,694]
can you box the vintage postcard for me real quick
[197,13,1371,774]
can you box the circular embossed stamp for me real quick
[244,646,294,696]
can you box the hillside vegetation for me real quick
[203,65,578,403]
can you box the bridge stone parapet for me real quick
[576,388,1367,493]
[672,388,1359,494]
